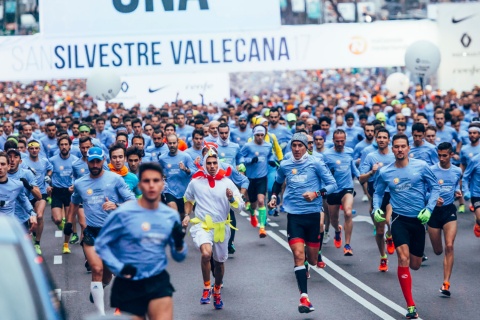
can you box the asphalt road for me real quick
[40,183,480,320]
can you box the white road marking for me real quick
[268,222,279,227]
[55,231,63,238]
[279,230,287,237]
[353,215,374,225]
[54,289,61,301]
[53,255,62,264]
[239,211,249,217]
[266,231,395,320]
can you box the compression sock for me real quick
[90,281,105,315]
[398,266,415,307]
[214,284,221,294]
[258,206,267,227]
[319,232,324,251]
[204,281,211,289]
[248,205,255,216]
[294,265,308,295]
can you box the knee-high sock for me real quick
[248,205,255,216]
[229,210,236,245]
[90,281,105,315]
[398,266,415,307]
[258,207,267,227]
[294,265,308,295]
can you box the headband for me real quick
[253,126,266,135]
[79,125,90,133]
[468,127,480,133]
[28,141,40,148]
[313,130,326,140]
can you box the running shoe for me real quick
[458,204,465,213]
[422,255,428,262]
[362,195,369,202]
[385,235,395,255]
[470,205,475,212]
[405,306,418,319]
[113,308,122,315]
[378,258,388,272]
[31,233,36,243]
[69,233,80,244]
[245,202,250,211]
[250,215,258,228]
[228,243,236,254]
[343,244,353,256]
[298,296,314,313]
[373,225,376,236]
[85,260,92,273]
[58,218,65,231]
[440,282,451,297]
[200,288,212,304]
[62,243,71,254]
[34,244,42,255]
[323,232,330,244]
[333,226,342,248]
[89,292,94,303]
[213,293,223,309]
[474,224,480,238]
[279,205,285,213]
[259,228,267,238]
[273,209,279,217]
[305,263,310,279]
[317,251,326,268]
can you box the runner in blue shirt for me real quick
[175,113,194,143]
[428,142,462,297]
[372,134,440,319]
[462,152,480,238]
[63,147,135,316]
[343,113,365,149]
[409,123,439,165]
[268,107,293,152]
[129,118,153,149]
[230,115,251,147]
[434,111,459,146]
[40,122,59,158]
[460,124,480,170]
[323,129,360,256]
[96,162,186,318]
[185,130,205,163]
[268,133,336,314]
[217,123,242,167]
[131,135,152,163]
[146,129,169,161]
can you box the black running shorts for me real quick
[326,188,355,206]
[30,194,48,207]
[81,226,102,246]
[367,181,390,212]
[471,197,480,211]
[391,213,425,257]
[247,176,267,203]
[287,212,321,248]
[164,193,185,215]
[111,270,175,317]
[51,187,72,209]
[428,203,457,229]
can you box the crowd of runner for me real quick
[1,79,480,319]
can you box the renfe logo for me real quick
[113,0,209,13]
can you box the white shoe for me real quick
[362,195,369,202]
[323,232,330,244]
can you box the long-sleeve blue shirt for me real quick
[0,178,35,222]
[343,126,365,149]
[22,156,53,194]
[230,128,252,147]
[158,152,196,198]
[275,156,337,214]
[95,200,186,280]
[146,144,169,162]
[353,139,373,162]
[217,141,242,166]
[430,163,461,206]
[373,159,440,217]
[359,149,396,183]
[409,142,438,165]
[460,143,480,167]
[240,141,274,179]
[221,162,249,189]
[323,147,360,192]
[462,154,480,196]
[50,154,78,188]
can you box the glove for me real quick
[417,208,431,224]
[251,156,259,164]
[318,188,327,197]
[44,176,51,184]
[20,178,33,191]
[268,160,279,167]
[464,191,471,201]
[120,264,137,278]
[63,222,73,236]
[171,221,186,249]
[373,209,386,223]
[238,164,246,173]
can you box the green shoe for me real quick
[69,233,80,244]
[405,306,418,319]
[58,218,66,231]
[458,204,465,213]
[47,197,52,205]
[34,244,42,255]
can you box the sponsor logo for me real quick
[141,222,151,231]
[255,152,259,156]
[87,189,93,195]
[401,274,409,279]
[378,162,383,167]
[148,85,168,93]
[451,14,476,24]
[469,153,473,158]
[410,153,414,157]
[167,164,172,168]
[80,168,85,173]
[336,160,341,164]
[349,36,367,55]
[393,178,399,184]
[461,33,472,48]
[113,0,210,14]
[292,168,297,174]
[439,179,444,185]
[221,153,225,157]
[59,166,64,170]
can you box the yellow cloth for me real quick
[190,214,238,243]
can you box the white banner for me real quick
[0,20,437,81]
[435,3,480,92]
[39,0,281,37]
[112,72,230,106]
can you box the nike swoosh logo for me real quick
[148,86,168,93]
[452,14,476,24]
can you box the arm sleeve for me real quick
[95,213,125,275]
[186,155,197,174]
[169,215,188,262]
[359,154,372,174]
[351,159,360,179]
[228,166,250,189]
[274,165,286,184]
[372,171,387,211]
[423,165,441,212]
[315,161,337,194]
[270,134,284,161]
[239,146,252,164]
[71,183,82,205]
[116,177,136,202]
[462,159,475,194]
[17,189,34,214]
[429,148,439,165]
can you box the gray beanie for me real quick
[291,133,308,148]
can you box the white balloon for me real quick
[86,70,121,101]
[385,73,409,96]
[404,40,441,78]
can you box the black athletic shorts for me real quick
[51,187,71,209]
[30,194,48,207]
[367,181,390,211]
[247,176,267,203]
[287,212,321,248]
[164,193,185,214]
[81,226,102,246]
[111,270,175,317]
[391,213,425,257]
[428,203,457,229]
[326,188,355,206]
[471,197,480,211]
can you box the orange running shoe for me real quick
[385,235,395,255]
[333,225,342,248]
[250,215,258,228]
[113,308,122,315]
[378,258,388,272]
[440,282,451,297]
[259,228,267,238]
[474,224,480,238]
